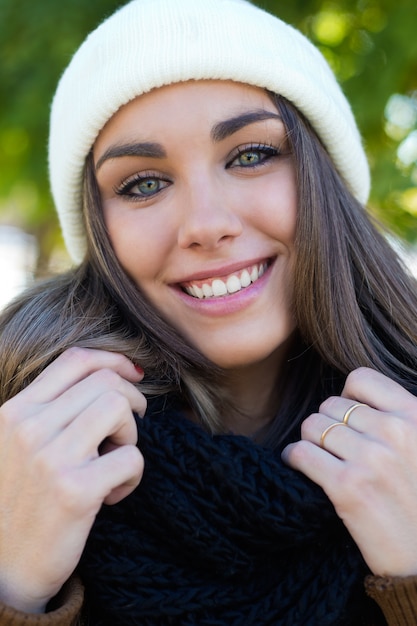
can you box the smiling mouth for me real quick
[180,261,270,299]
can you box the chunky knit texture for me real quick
[79,399,382,625]
[49,0,370,263]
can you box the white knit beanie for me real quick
[49,0,370,263]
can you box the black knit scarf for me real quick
[79,399,381,625]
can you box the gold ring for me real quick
[342,402,367,425]
[320,422,347,449]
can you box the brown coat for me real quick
[1,574,417,626]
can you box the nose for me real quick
[177,179,243,250]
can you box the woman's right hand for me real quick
[0,347,146,614]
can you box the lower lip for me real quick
[172,261,274,317]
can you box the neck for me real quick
[220,346,290,438]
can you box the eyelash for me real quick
[226,143,281,169]
[113,143,282,201]
[114,171,171,202]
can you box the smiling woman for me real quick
[94,81,297,375]
[1,0,417,625]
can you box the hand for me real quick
[0,347,146,613]
[282,367,417,577]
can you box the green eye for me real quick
[228,144,280,169]
[137,178,160,195]
[115,174,170,201]
[238,150,261,166]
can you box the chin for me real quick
[199,341,292,371]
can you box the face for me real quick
[94,81,297,370]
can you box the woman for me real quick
[1,0,417,623]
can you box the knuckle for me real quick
[353,366,373,378]
[61,346,89,365]
[34,459,87,514]
[381,414,415,450]
[92,367,126,392]
[61,347,127,370]
[300,415,316,439]
[33,447,59,478]
[54,471,86,513]
[400,394,417,419]
[368,441,399,478]
[285,439,311,464]
[102,389,130,414]
[125,445,145,475]
[339,444,391,496]
[332,460,378,508]
[57,346,99,376]
[300,413,321,437]
[32,455,99,516]
[0,398,21,430]
[319,396,339,414]
[344,367,372,391]
[134,393,148,417]
[93,367,121,388]
[333,466,364,505]
[336,470,394,521]
[12,418,42,454]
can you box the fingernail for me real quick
[134,364,144,375]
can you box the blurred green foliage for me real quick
[1,0,416,271]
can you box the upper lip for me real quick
[171,257,273,285]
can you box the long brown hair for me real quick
[1,94,417,447]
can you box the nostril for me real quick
[177,210,243,250]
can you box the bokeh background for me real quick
[0,0,416,307]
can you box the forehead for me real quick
[94,80,279,150]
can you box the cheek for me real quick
[104,205,174,281]
[249,174,298,245]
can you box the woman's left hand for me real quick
[282,367,417,577]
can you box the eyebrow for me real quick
[95,142,166,170]
[95,110,282,170]
[210,110,282,142]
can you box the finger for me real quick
[55,368,147,423]
[318,396,377,433]
[53,391,140,461]
[21,348,144,404]
[301,413,368,460]
[85,444,145,506]
[342,367,417,416]
[282,439,342,486]
[3,370,147,454]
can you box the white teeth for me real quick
[226,275,241,294]
[183,261,268,299]
[193,284,204,299]
[212,279,228,296]
[202,283,213,297]
[240,269,251,287]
